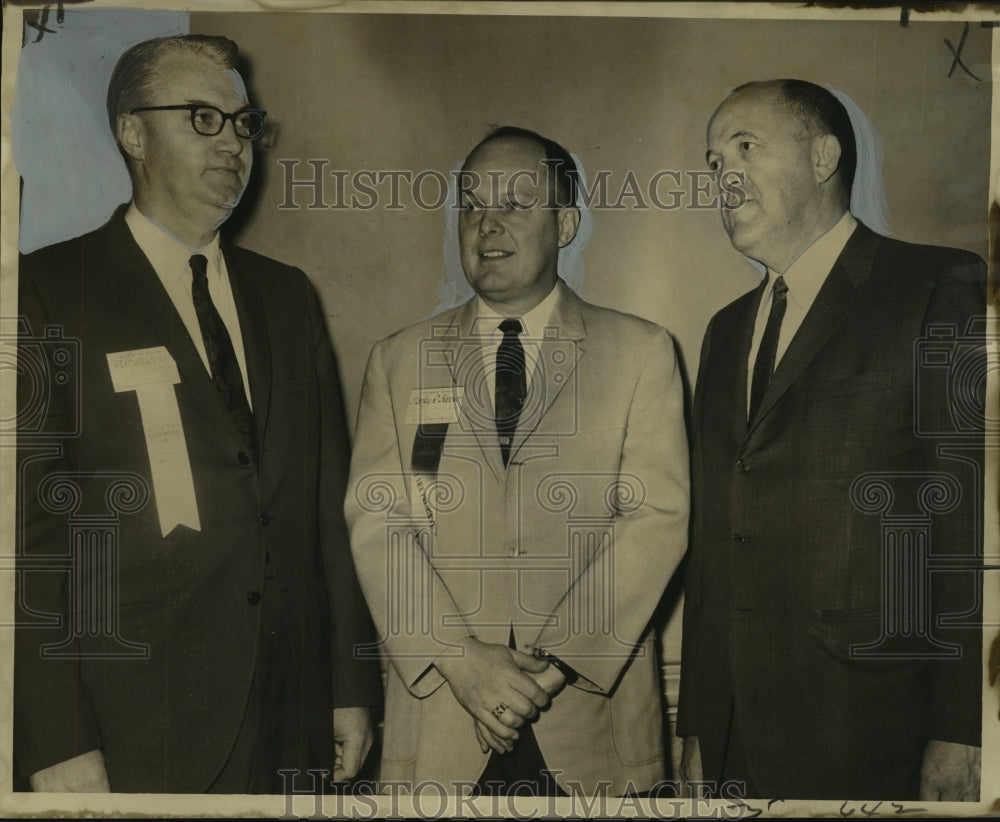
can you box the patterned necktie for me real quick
[495,318,526,467]
[749,274,788,422]
[189,254,256,458]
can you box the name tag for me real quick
[107,346,180,391]
[405,388,463,425]
[107,347,200,536]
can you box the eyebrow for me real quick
[183,98,249,108]
[706,129,763,162]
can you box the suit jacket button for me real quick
[237,451,250,466]
[736,458,750,472]
[731,532,748,546]
[259,512,271,526]
[247,590,262,606]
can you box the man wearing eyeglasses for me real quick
[15,34,379,794]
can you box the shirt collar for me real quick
[766,211,857,305]
[125,202,223,284]
[474,281,561,340]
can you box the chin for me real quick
[727,223,759,252]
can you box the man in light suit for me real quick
[678,80,984,800]
[345,127,689,796]
[15,34,379,793]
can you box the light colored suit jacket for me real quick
[346,281,689,795]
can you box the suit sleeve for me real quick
[14,260,104,777]
[307,283,382,708]
[675,316,714,738]
[532,325,691,694]
[344,340,477,699]
[922,250,987,747]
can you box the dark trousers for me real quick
[718,703,756,799]
[475,723,566,797]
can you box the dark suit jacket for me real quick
[15,207,380,793]
[677,224,985,799]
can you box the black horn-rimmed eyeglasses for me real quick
[130,104,267,141]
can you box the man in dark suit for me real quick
[678,80,984,801]
[15,34,379,793]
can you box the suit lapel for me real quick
[747,224,882,434]
[510,282,585,461]
[224,245,273,455]
[443,282,585,478]
[728,282,764,444]
[445,300,507,483]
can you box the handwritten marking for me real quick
[891,803,929,815]
[945,23,982,82]
[24,4,63,44]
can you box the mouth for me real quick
[479,250,513,259]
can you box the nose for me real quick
[477,208,504,237]
[712,157,746,210]
[214,118,245,155]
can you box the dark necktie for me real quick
[189,254,256,458]
[748,274,788,422]
[495,319,526,467]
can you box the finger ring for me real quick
[492,702,508,719]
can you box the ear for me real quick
[117,113,146,161]
[556,207,581,248]
[812,134,842,185]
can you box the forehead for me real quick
[148,52,248,106]
[707,88,795,146]
[463,137,548,185]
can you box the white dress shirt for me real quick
[746,211,857,415]
[474,283,561,409]
[125,204,253,408]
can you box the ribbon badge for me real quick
[107,347,200,536]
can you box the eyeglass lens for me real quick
[192,106,265,139]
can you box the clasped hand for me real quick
[436,637,555,755]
